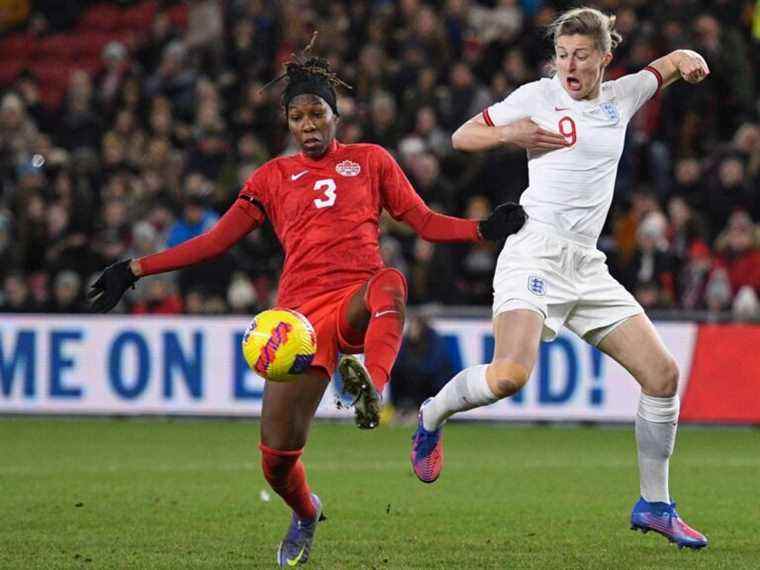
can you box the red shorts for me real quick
[290,283,365,379]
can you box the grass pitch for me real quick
[1,418,758,569]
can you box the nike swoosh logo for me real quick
[286,546,306,566]
[554,106,569,111]
[374,310,399,318]
[291,170,309,181]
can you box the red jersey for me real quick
[240,141,432,308]
[138,140,480,308]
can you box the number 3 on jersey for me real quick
[559,116,577,146]
[313,178,336,209]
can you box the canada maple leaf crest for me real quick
[335,160,361,177]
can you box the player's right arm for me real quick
[89,168,270,313]
[452,82,567,153]
[131,199,263,277]
[453,115,569,153]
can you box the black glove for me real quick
[87,259,139,313]
[478,202,527,241]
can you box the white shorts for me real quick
[492,219,643,345]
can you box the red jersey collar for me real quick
[298,139,340,164]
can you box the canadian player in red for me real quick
[87,48,526,567]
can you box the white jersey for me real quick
[483,68,661,244]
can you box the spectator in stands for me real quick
[14,71,51,130]
[90,198,132,272]
[714,210,760,297]
[622,212,677,308]
[137,8,181,76]
[666,195,709,262]
[0,93,38,172]
[670,158,705,204]
[49,270,85,313]
[187,125,229,183]
[126,220,176,307]
[101,132,129,177]
[679,241,715,310]
[227,271,259,315]
[184,287,206,314]
[166,180,219,248]
[732,285,760,321]
[111,109,147,169]
[0,272,36,313]
[365,91,403,150]
[379,235,409,280]
[59,71,100,151]
[411,105,450,158]
[146,40,197,119]
[98,41,133,116]
[453,195,499,305]
[692,13,755,135]
[704,267,733,314]
[201,293,228,314]
[232,80,282,152]
[612,190,662,269]
[131,274,183,315]
[443,61,490,130]
[401,67,445,131]
[185,0,224,69]
[0,211,17,282]
[704,155,755,239]
[45,201,88,276]
[406,152,456,213]
[226,18,266,84]
[16,190,47,274]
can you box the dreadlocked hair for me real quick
[261,32,351,114]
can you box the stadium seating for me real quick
[0,1,187,110]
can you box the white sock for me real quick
[422,365,498,431]
[636,393,679,504]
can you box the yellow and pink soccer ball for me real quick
[241,309,317,382]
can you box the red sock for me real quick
[363,268,407,394]
[259,443,316,520]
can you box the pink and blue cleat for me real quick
[630,497,708,549]
[410,399,444,483]
[276,493,326,567]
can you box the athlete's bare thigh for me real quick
[260,368,330,450]
[492,309,544,373]
[597,313,678,396]
[341,283,371,336]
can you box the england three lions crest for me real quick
[335,160,361,177]
[527,275,546,296]
[599,102,620,123]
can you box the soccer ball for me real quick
[241,309,317,382]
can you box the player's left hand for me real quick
[478,202,527,241]
[677,50,709,83]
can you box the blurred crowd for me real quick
[0,0,758,320]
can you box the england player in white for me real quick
[411,7,710,549]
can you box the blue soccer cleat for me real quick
[276,493,325,567]
[630,497,708,549]
[410,399,444,483]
